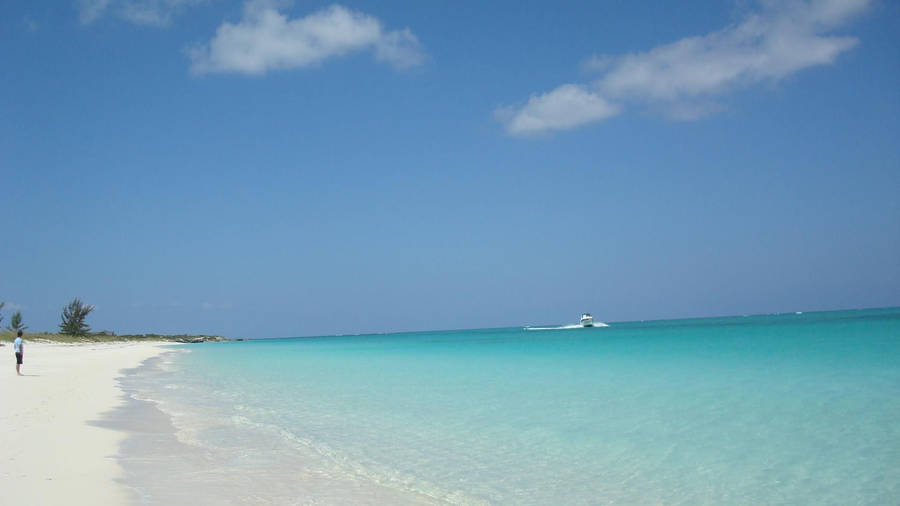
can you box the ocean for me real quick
[110,308,900,504]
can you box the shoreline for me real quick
[0,341,172,504]
[106,349,443,505]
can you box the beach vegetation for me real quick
[8,311,27,332]
[0,330,229,344]
[0,298,230,343]
[59,298,95,336]
[0,301,4,326]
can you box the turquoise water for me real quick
[122,308,900,504]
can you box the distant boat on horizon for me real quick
[523,314,608,331]
[581,313,594,327]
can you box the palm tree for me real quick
[60,298,95,336]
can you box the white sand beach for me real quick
[0,341,169,505]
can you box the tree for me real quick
[8,311,27,332]
[0,301,4,327]
[60,298,95,336]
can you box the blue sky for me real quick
[1,0,898,337]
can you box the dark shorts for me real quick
[15,352,22,365]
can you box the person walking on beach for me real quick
[13,330,24,376]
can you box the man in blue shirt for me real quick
[13,330,23,376]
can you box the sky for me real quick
[1,0,898,338]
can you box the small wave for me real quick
[129,392,162,404]
[227,414,480,504]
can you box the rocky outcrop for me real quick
[171,335,230,343]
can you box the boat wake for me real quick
[525,322,609,331]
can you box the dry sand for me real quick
[0,341,169,505]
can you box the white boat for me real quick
[580,313,594,327]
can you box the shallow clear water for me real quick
[119,308,900,504]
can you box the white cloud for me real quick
[189,2,425,75]
[78,0,208,26]
[497,84,620,136]
[596,0,866,102]
[78,0,111,24]
[498,0,870,135]
[374,28,425,70]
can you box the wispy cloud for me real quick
[188,1,425,75]
[77,0,208,27]
[495,84,620,136]
[78,0,111,24]
[498,0,871,136]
